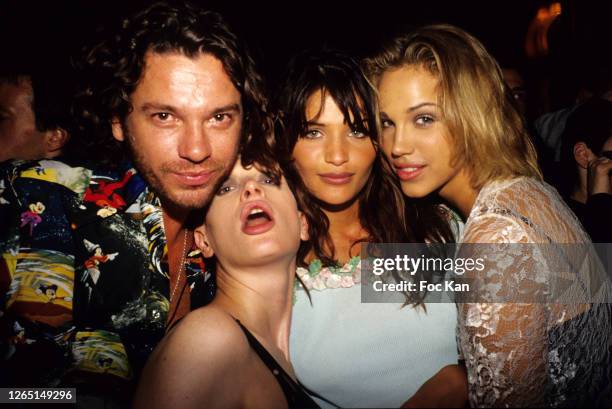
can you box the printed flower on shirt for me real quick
[296,256,361,291]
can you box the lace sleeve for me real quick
[457,214,551,407]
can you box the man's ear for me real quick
[194,225,215,258]
[573,142,593,169]
[44,128,70,158]
[111,117,125,142]
[298,211,309,241]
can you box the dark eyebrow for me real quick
[140,103,241,116]
[211,103,241,116]
[140,103,176,112]
[407,102,438,112]
[305,121,325,127]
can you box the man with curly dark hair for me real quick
[0,2,272,406]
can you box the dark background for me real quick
[1,0,610,115]
[0,0,543,69]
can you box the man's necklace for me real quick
[170,228,189,302]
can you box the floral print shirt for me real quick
[0,159,213,393]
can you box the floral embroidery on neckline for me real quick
[296,256,361,291]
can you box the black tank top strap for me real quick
[234,319,321,409]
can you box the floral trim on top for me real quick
[296,256,361,291]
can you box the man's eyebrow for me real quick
[407,102,438,112]
[140,102,241,115]
[211,103,241,116]
[140,103,176,112]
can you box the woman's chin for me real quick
[400,184,434,198]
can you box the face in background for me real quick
[0,78,59,162]
[195,161,308,270]
[573,135,612,171]
[601,137,612,188]
[112,51,243,211]
[599,137,612,158]
[592,136,612,185]
[603,137,612,184]
[377,65,462,199]
[502,68,527,117]
[291,90,376,207]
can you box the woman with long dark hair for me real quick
[276,49,467,408]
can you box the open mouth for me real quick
[240,201,275,235]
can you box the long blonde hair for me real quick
[364,24,541,189]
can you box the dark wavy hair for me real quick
[274,49,454,278]
[71,1,272,169]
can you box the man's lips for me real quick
[393,164,426,181]
[240,200,275,235]
[171,170,216,187]
[318,172,355,185]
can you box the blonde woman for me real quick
[365,24,612,407]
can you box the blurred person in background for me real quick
[0,60,74,162]
[558,97,612,243]
[502,66,527,118]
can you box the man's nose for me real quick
[178,123,212,163]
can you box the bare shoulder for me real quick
[134,306,250,409]
[166,306,249,356]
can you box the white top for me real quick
[457,177,612,407]
[290,264,459,408]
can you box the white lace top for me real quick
[457,177,612,407]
